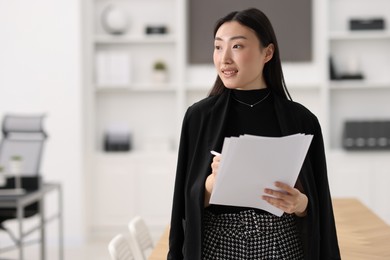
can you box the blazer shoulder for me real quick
[186,95,220,117]
[276,95,321,132]
[280,97,318,120]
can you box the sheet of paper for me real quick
[210,134,313,217]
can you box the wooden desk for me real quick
[149,226,170,260]
[333,199,390,260]
[149,199,390,260]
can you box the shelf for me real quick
[95,83,177,93]
[328,148,390,158]
[185,84,210,91]
[95,34,177,44]
[329,80,390,90]
[329,31,390,40]
[94,150,177,160]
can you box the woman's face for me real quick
[213,21,273,90]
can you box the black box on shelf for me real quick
[338,74,364,80]
[145,26,167,35]
[349,18,385,30]
[104,132,132,152]
[329,56,364,81]
[343,120,390,150]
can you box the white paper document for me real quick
[209,134,313,217]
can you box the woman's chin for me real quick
[221,80,240,89]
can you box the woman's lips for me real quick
[222,69,238,77]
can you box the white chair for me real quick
[128,216,154,260]
[108,233,140,260]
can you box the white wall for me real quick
[0,0,84,246]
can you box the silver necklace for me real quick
[232,91,271,108]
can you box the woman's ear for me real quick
[264,43,275,63]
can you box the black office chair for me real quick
[0,114,47,247]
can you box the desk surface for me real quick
[149,198,390,260]
[333,199,390,260]
[0,183,61,207]
[0,182,63,260]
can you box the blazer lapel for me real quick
[273,94,299,136]
[207,90,231,152]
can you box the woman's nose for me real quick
[221,49,232,64]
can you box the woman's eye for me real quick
[233,44,242,49]
[214,45,221,50]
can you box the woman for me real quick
[168,8,340,260]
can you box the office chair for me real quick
[108,233,141,260]
[128,216,154,260]
[0,114,47,248]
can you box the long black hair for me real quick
[208,8,291,100]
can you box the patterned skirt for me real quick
[202,209,304,260]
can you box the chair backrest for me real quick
[0,115,46,223]
[108,234,137,260]
[0,114,46,176]
[128,216,154,260]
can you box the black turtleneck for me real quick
[225,88,281,138]
[208,88,282,214]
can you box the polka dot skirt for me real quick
[202,209,304,260]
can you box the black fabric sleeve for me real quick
[167,110,190,260]
[311,116,341,260]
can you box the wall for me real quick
[0,0,84,246]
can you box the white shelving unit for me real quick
[326,0,390,225]
[83,0,390,239]
[84,0,183,239]
[327,0,390,150]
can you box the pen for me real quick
[210,150,221,156]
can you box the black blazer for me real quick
[168,89,341,260]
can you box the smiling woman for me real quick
[168,8,340,260]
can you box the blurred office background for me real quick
[0,0,390,259]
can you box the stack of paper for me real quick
[210,134,313,217]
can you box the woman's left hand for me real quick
[262,181,308,217]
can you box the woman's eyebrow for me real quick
[214,35,248,41]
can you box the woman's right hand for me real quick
[204,154,221,207]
